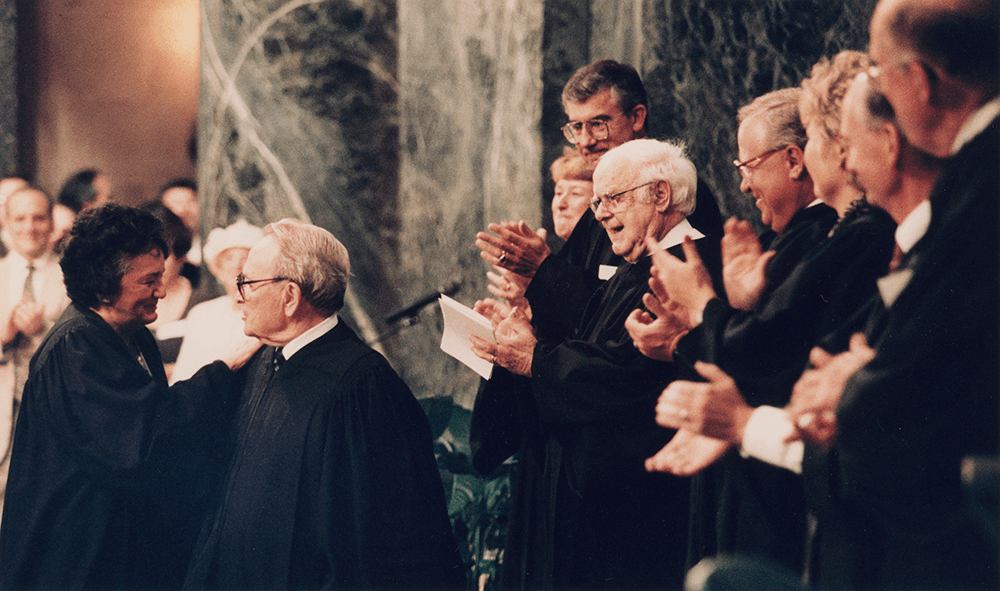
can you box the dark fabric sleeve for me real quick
[40,325,238,492]
[524,255,603,341]
[469,369,525,476]
[530,337,676,425]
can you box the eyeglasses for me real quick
[589,181,657,214]
[236,273,290,299]
[733,148,782,178]
[562,112,626,143]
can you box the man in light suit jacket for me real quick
[0,186,69,525]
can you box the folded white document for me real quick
[439,294,495,379]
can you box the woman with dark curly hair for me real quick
[0,203,260,591]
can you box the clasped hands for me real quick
[476,220,550,278]
[2,302,46,345]
[470,298,537,377]
[625,219,774,362]
[646,333,877,476]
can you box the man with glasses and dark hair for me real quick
[184,219,463,591]
[471,139,722,590]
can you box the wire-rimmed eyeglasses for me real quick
[562,111,627,144]
[589,181,657,214]
[236,273,290,299]
[733,148,782,178]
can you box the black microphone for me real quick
[384,281,461,324]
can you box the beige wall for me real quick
[26,0,199,205]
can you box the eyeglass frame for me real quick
[589,180,657,214]
[236,273,291,299]
[733,147,784,178]
[562,111,630,144]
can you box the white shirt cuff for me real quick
[740,406,803,474]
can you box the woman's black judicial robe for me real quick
[0,303,241,591]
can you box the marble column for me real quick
[200,0,544,407]
[0,0,16,176]
[397,0,544,407]
[198,0,878,407]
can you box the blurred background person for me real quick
[0,185,69,528]
[158,179,204,283]
[170,220,262,384]
[141,202,219,378]
[550,147,595,241]
[56,168,112,214]
[0,177,30,258]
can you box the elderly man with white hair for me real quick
[170,220,263,383]
[471,138,723,590]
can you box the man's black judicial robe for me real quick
[802,116,1000,590]
[676,201,897,574]
[0,303,240,591]
[184,320,464,591]
[484,230,723,591]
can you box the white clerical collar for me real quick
[951,95,1000,155]
[281,314,339,360]
[896,199,931,254]
[654,218,704,252]
[805,198,825,208]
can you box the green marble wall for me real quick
[199,0,877,405]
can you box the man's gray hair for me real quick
[738,87,808,150]
[264,218,350,315]
[599,139,698,217]
[853,73,900,131]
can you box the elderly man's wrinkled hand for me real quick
[222,336,264,371]
[655,362,754,444]
[788,333,875,446]
[625,293,693,361]
[647,236,716,317]
[645,429,732,476]
[471,306,536,377]
[486,266,532,319]
[474,298,512,330]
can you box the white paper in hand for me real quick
[439,294,495,379]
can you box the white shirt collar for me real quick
[805,198,825,208]
[281,314,339,360]
[951,96,1000,155]
[6,251,52,303]
[654,218,704,252]
[895,199,931,254]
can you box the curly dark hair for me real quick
[60,203,167,309]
